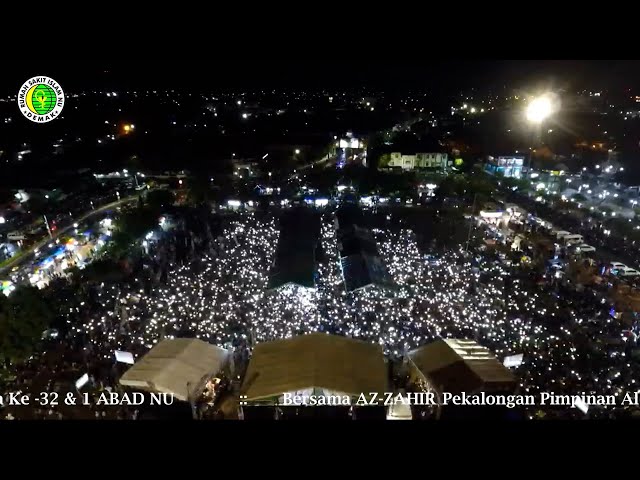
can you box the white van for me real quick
[6,231,25,241]
[563,234,584,246]
[618,267,640,277]
[554,230,571,239]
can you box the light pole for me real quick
[525,94,556,178]
[43,215,53,239]
[465,193,478,253]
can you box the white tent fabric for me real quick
[119,338,229,401]
[241,333,387,402]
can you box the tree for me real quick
[187,176,215,205]
[502,176,531,192]
[145,190,175,210]
[26,196,48,216]
[103,205,161,259]
[378,153,392,168]
[0,286,54,363]
[80,259,125,283]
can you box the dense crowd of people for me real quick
[3,206,640,419]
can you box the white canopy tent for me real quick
[119,338,229,402]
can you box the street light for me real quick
[295,149,300,155]
[525,93,557,178]
[526,94,554,124]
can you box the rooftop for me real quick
[240,333,387,402]
[409,339,516,394]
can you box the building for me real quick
[232,159,259,179]
[484,155,525,178]
[383,152,451,171]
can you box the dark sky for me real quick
[5,60,639,95]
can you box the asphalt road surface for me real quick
[0,193,144,276]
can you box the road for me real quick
[502,188,640,270]
[0,193,144,276]
[297,153,334,171]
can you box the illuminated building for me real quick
[382,152,450,171]
[483,156,525,178]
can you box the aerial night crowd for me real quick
[3,204,639,420]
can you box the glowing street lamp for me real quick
[525,93,557,177]
[526,95,554,124]
[295,149,301,155]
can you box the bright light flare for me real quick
[526,95,555,123]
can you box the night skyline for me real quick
[4,60,640,95]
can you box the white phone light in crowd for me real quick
[75,373,89,390]
[115,350,135,365]
[503,353,524,368]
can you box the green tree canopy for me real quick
[145,189,175,210]
[187,175,215,204]
[0,286,54,363]
[80,258,125,283]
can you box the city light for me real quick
[526,94,555,123]
[0,216,5,224]
[295,149,301,155]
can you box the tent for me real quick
[119,338,229,402]
[408,339,516,394]
[240,333,387,403]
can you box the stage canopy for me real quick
[241,333,387,402]
[268,207,320,290]
[408,339,516,394]
[119,338,229,402]
[340,253,395,292]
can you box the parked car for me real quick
[574,244,596,253]
[610,262,628,270]
[563,234,584,246]
[617,267,640,277]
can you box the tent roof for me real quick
[240,333,387,401]
[268,208,320,290]
[119,338,229,402]
[409,339,515,394]
[340,253,395,292]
